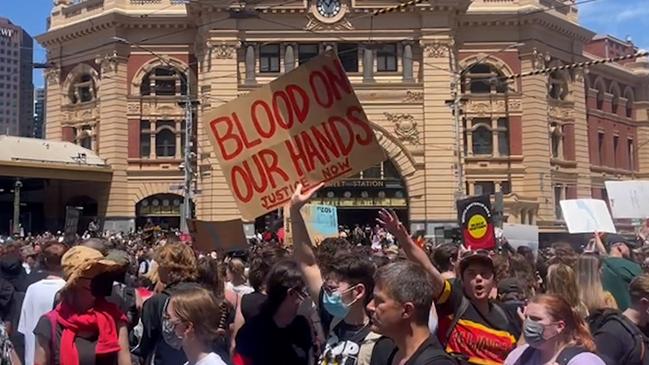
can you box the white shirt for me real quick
[18,277,66,365]
[225,282,254,296]
[22,262,31,275]
[184,352,228,365]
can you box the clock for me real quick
[316,0,342,18]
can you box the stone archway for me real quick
[135,193,184,230]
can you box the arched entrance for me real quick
[136,193,183,230]
[66,195,98,233]
[311,159,409,228]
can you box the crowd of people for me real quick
[0,185,648,364]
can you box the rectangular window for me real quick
[377,44,397,72]
[259,44,280,73]
[140,120,151,158]
[554,186,563,219]
[598,132,605,165]
[472,118,493,155]
[298,44,319,65]
[497,118,509,156]
[474,181,495,196]
[337,43,359,72]
[613,135,619,168]
[628,139,635,170]
[500,181,512,194]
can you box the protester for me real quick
[165,285,228,365]
[234,260,312,365]
[590,274,649,365]
[33,246,131,365]
[377,209,519,365]
[18,241,67,365]
[134,241,198,365]
[575,253,617,315]
[367,261,456,364]
[291,184,383,365]
[546,264,589,318]
[505,294,605,365]
[20,247,37,276]
[224,259,253,297]
[599,234,642,310]
[430,244,459,281]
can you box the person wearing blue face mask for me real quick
[290,184,384,365]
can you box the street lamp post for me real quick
[12,179,22,236]
[112,36,194,232]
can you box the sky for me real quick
[2,0,647,88]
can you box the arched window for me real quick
[472,121,493,155]
[69,74,95,104]
[156,129,176,157]
[548,71,569,100]
[462,63,507,94]
[141,66,187,96]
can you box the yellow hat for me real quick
[61,246,121,289]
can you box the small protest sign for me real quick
[187,219,248,253]
[301,204,338,243]
[204,52,385,220]
[560,199,616,234]
[457,195,496,250]
[605,180,649,219]
[64,206,81,244]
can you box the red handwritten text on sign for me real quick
[204,52,384,220]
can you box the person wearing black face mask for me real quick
[505,294,605,365]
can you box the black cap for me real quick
[458,250,494,276]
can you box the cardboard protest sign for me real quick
[204,52,385,220]
[560,199,616,234]
[301,204,338,243]
[503,223,539,257]
[457,195,496,250]
[187,219,248,253]
[64,206,81,244]
[605,180,649,219]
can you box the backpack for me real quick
[515,346,587,365]
[587,309,648,364]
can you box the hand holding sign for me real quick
[204,52,385,220]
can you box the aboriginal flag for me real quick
[456,195,496,250]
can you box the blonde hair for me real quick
[227,258,247,284]
[546,264,588,318]
[575,254,615,313]
[169,285,223,345]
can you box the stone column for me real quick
[97,54,133,232]
[571,69,593,197]
[284,44,295,72]
[402,43,414,82]
[150,120,156,159]
[244,44,256,85]
[363,45,374,83]
[175,119,182,159]
[44,68,62,140]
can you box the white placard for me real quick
[560,199,616,234]
[605,181,649,219]
[503,223,539,256]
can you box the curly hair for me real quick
[155,242,198,285]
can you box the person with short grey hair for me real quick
[367,261,455,365]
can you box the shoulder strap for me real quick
[46,311,57,365]
[514,346,536,365]
[556,346,587,365]
[444,296,470,346]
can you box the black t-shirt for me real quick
[235,312,313,365]
[33,314,118,365]
[240,291,266,322]
[317,289,380,365]
[372,336,456,365]
[594,318,643,365]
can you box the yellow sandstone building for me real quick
[17,0,649,239]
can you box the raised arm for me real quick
[290,183,325,302]
[377,209,446,298]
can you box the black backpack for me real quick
[587,309,648,365]
[515,346,587,365]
